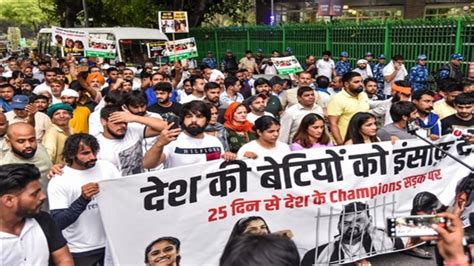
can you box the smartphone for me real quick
[167,116,180,129]
[386,215,447,237]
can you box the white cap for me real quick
[61,88,79,98]
[357,59,368,65]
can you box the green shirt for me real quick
[226,129,256,153]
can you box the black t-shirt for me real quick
[148,102,182,122]
[32,211,68,264]
[441,114,474,135]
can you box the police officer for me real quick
[335,51,352,76]
[372,54,386,98]
[438,53,464,83]
[409,54,429,92]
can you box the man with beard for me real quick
[412,89,441,140]
[148,82,182,123]
[1,123,52,210]
[33,68,57,95]
[244,94,273,124]
[48,134,120,265]
[328,72,370,145]
[144,100,235,169]
[301,202,403,265]
[254,77,282,118]
[20,79,35,96]
[203,81,226,123]
[43,103,74,164]
[434,83,464,119]
[441,93,474,140]
[97,104,166,175]
[0,164,73,266]
[0,112,9,159]
[22,65,41,86]
[61,88,91,134]
[377,101,418,141]
[5,95,52,143]
[352,59,373,80]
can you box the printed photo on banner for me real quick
[52,27,87,57]
[159,11,189,33]
[271,56,303,74]
[163,37,198,62]
[96,135,473,265]
[147,41,167,58]
[85,33,117,59]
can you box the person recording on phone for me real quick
[421,212,471,266]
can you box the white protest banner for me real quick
[272,55,304,74]
[52,27,87,57]
[97,136,473,265]
[85,33,117,59]
[159,11,189,33]
[163,37,198,62]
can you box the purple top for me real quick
[290,141,333,151]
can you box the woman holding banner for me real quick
[224,102,256,153]
[237,116,290,159]
[344,112,380,145]
[290,113,333,151]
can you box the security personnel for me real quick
[409,54,429,92]
[372,54,386,98]
[335,51,352,76]
[438,53,464,83]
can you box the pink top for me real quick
[290,141,333,151]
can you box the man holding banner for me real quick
[48,134,121,265]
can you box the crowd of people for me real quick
[0,45,473,266]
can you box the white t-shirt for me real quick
[246,112,274,124]
[0,218,50,265]
[97,123,145,176]
[316,59,335,80]
[237,140,290,159]
[47,160,120,253]
[382,61,408,95]
[163,133,224,169]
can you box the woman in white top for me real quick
[237,116,290,159]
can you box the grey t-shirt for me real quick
[377,123,416,141]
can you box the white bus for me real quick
[37,27,169,66]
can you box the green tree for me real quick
[0,0,57,35]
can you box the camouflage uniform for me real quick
[409,64,429,92]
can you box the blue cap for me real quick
[340,51,349,57]
[256,48,263,53]
[378,54,385,59]
[451,53,464,61]
[417,54,427,60]
[366,52,374,57]
[226,49,232,53]
[207,50,213,54]
[11,95,29,109]
[285,47,293,54]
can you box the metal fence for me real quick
[186,19,473,73]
